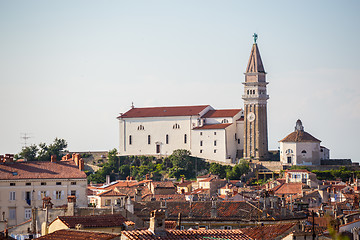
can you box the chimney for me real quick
[78,159,84,171]
[211,199,217,218]
[74,153,80,166]
[66,196,76,216]
[177,213,182,230]
[51,155,57,163]
[72,153,76,161]
[106,175,111,185]
[126,176,130,181]
[149,210,166,235]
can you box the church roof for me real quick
[193,123,232,130]
[279,119,321,143]
[118,105,210,118]
[279,130,321,143]
[202,109,242,118]
[246,43,265,73]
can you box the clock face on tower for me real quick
[247,112,256,122]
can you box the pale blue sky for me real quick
[1,1,359,161]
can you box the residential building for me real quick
[0,154,87,227]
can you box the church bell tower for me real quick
[242,34,269,160]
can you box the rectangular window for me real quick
[25,191,31,200]
[166,134,169,144]
[71,182,76,185]
[235,133,237,140]
[10,192,16,201]
[9,208,16,220]
[214,140,217,146]
[56,182,61,185]
[200,132,202,136]
[41,191,48,199]
[105,199,111,206]
[214,149,217,153]
[41,182,46,185]
[26,182,31,186]
[238,139,240,144]
[25,209,31,220]
[10,183,15,186]
[214,132,216,135]
[71,190,76,196]
[56,191,62,200]
[129,135,132,145]
[148,135,151,144]
[184,134,187,144]
[200,150,203,153]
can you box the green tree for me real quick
[17,144,38,161]
[226,160,250,180]
[38,138,68,161]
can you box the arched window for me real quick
[285,149,293,154]
[221,119,229,123]
[137,125,144,130]
[129,135,132,145]
[184,134,187,144]
[173,123,180,129]
[147,135,151,145]
[301,150,307,154]
[166,134,169,144]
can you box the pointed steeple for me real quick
[246,43,265,73]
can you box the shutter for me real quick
[9,192,11,201]
[68,190,71,196]
[53,191,56,197]
[76,190,79,199]
[38,191,41,200]
[61,190,65,200]
[22,191,25,200]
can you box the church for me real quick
[117,36,269,164]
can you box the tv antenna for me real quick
[20,133,32,148]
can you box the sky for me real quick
[0,1,359,162]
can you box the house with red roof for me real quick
[0,154,87,227]
[117,105,244,164]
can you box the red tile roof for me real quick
[121,229,253,240]
[202,109,242,118]
[151,181,176,189]
[0,161,86,180]
[36,229,120,240]
[119,105,210,118]
[142,194,186,202]
[56,214,127,228]
[133,201,269,221]
[97,188,127,197]
[279,130,321,142]
[274,183,304,196]
[193,123,232,130]
[241,223,297,240]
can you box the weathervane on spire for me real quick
[253,33,258,44]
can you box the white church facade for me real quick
[117,105,244,163]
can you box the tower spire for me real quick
[242,35,269,160]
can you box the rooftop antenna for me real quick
[131,102,135,109]
[20,133,32,148]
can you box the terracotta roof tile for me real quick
[202,109,242,118]
[36,229,120,240]
[241,223,297,240]
[121,229,253,240]
[119,105,210,118]
[142,194,186,202]
[97,188,127,197]
[0,161,86,180]
[151,181,176,189]
[279,130,321,143]
[193,123,232,130]
[57,214,126,228]
[274,183,304,196]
